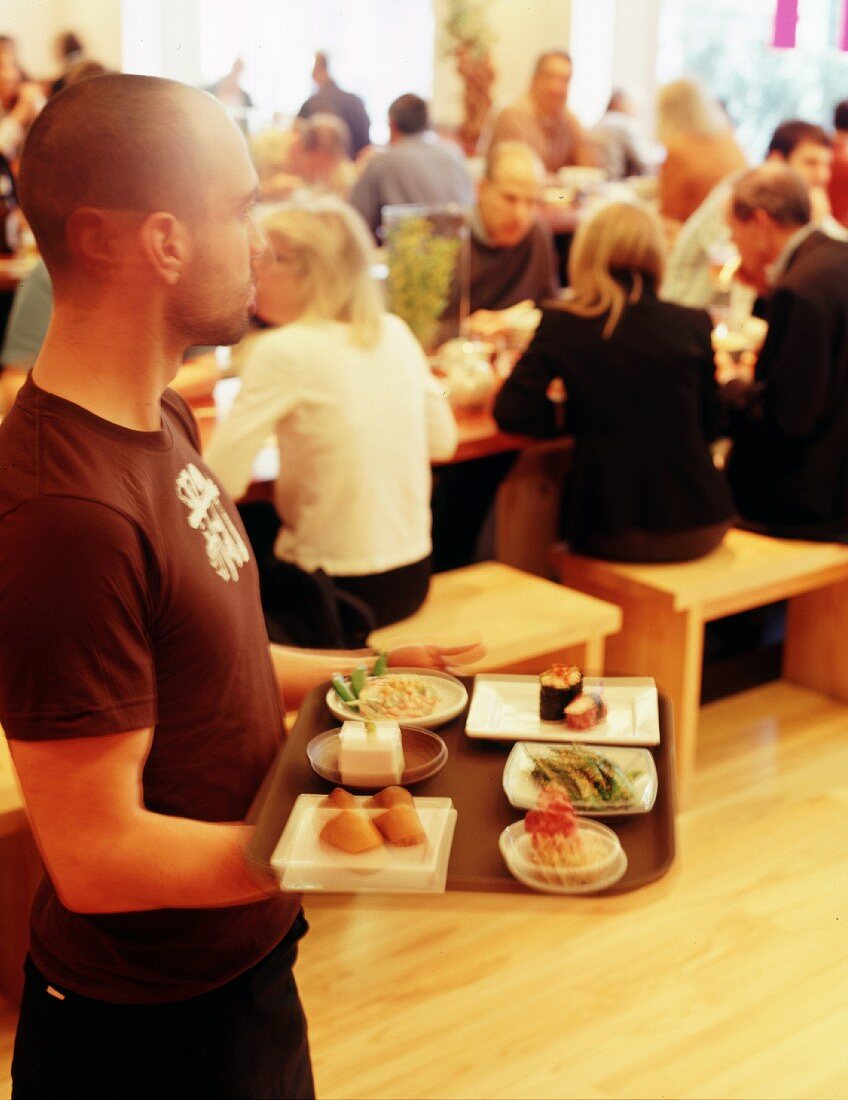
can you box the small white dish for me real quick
[466,675,660,746]
[326,668,468,729]
[502,742,658,815]
[499,819,627,895]
[271,794,457,894]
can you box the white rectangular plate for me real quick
[502,742,658,815]
[465,675,660,746]
[270,794,456,894]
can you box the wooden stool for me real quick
[369,561,622,675]
[555,529,848,805]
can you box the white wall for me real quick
[2,0,62,79]
[2,0,122,78]
[569,0,615,124]
[612,0,661,137]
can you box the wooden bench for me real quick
[369,561,622,675]
[0,735,41,1002]
[555,529,848,805]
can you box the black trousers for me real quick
[575,519,731,564]
[12,913,314,1100]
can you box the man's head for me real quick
[295,113,352,179]
[767,120,832,191]
[388,94,428,140]
[529,51,572,117]
[312,51,330,86]
[606,88,635,117]
[834,100,848,135]
[727,164,811,285]
[478,141,545,248]
[18,74,266,347]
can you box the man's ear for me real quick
[140,212,190,285]
[64,207,121,269]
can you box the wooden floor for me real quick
[1,680,846,1099]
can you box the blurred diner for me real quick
[49,31,85,96]
[452,140,557,319]
[722,165,848,541]
[205,196,457,647]
[349,93,473,238]
[494,201,735,562]
[0,36,45,161]
[479,50,600,173]
[297,51,371,158]
[589,88,650,181]
[656,76,746,228]
[664,118,845,311]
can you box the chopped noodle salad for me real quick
[357,676,440,720]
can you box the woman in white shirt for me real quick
[205,195,457,646]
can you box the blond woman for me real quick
[494,201,734,562]
[205,195,457,644]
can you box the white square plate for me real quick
[465,675,660,746]
[270,794,457,894]
[502,742,658,815]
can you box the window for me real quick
[658,0,848,158]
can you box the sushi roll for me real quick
[564,692,607,731]
[539,665,583,721]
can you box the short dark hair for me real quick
[532,51,572,79]
[18,74,228,270]
[388,94,428,135]
[767,119,831,159]
[834,100,848,133]
[731,164,811,227]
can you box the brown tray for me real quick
[248,676,676,895]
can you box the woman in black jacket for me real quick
[494,201,734,562]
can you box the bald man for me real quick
[0,75,474,1098]
[468,141,558,313]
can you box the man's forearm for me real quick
[270,643,375,712]
[53,815,276,913]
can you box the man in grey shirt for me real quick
[349,94,473,238]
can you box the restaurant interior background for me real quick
[5,0,848,153]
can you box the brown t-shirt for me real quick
[0,376,299,1003]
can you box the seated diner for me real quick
[493,200,735,562]
[205,195,458,646]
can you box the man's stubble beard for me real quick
[166,280,251,349]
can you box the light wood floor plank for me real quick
[1,681,846,1100]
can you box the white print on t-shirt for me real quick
[175,463,250,582]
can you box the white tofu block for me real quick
[339,720,404,785]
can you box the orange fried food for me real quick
[366,785,414,809]
[320,810,382,854]
[320,787,357,809]
[374,804,426,847]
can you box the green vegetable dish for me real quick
[331,653,390,709]
[528,745,639,805]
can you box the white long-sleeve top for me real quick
[205,313,458,576]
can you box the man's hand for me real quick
[715,349,757,385]
[387,639,486,671]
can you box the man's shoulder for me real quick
[783,231,848,290]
